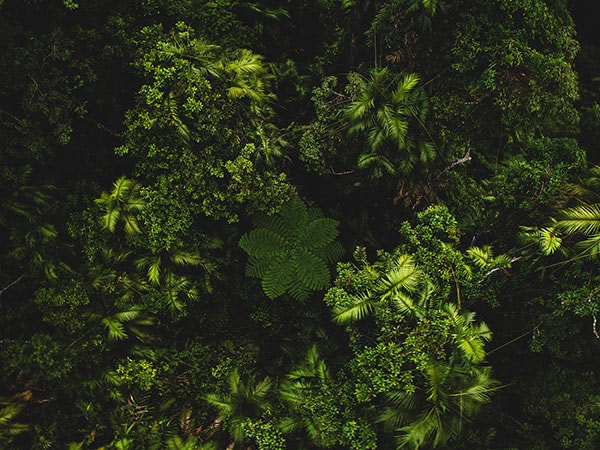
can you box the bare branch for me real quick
[478,257,521,283]
[438,146,471,178]
[330,165,355,176]
[0,274,25,305]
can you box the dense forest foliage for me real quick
[2,0,600,448]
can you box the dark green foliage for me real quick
[1,1,600,449]
[346,68,435,179]
[325,212,498,448]
[240,198,344,300]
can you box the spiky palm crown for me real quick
[344,67,435,180]
[239,199,344,300]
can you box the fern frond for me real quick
[113,309,141,322]
[419,141,436,164]
[170,250,202,266]
[293,250,330,291]
[467,246,494,268]
[261,256,296,299]
[378,105,408,148]
[245,255,272,278]
[297,217,340,249]
[313,241,345,264]
[239,228,286,259]
[393,291,420,317]
[101,208,120,233]
[279,199,309,236]
[102,317,128,341]
[287,278,313,301]
[392,73,420,104]
[147,256,161,285]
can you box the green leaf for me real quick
[467,246,494,268]
[261,256,296,299]
[538,227,562,255]
[556,204,600,236]
[377,255,420,300]
[333,291,377,324]
[102,318,128,341]
[297,217,340,249]
[239,228,286,259]
[147,257,161,285]
[293,250,330,291]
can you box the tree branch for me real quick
[438,146,471,178]
[0,275,25,305]
[330,165,355,176]
[478,257,521,283]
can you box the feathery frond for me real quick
[95,176,144,234]
[240,199,342,300]
[333,291,378,324]
[556,204,600,236]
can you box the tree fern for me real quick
[239,199,343,300]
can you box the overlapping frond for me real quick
[240,199,342,300]
[377,254,420,300]
[95,176,144,234]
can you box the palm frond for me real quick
[377,254,420,300]
[556,203,600,236]
[467,246,494,268]
[102,317,128,341]
[333,291,377,324]
[574,234,600,259]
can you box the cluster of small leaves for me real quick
[116,357,159,392]
[116,22,295,223]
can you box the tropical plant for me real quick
[332,254,421,324]
[345,67,435,180]
[522,165,600,260]
[325,237,497,449]
[95,176,145,235]
[239,198,344,300]
[206,368,273,444]
[379,362,497,449]
[0,396,28,442]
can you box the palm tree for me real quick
[279,345,346,448]
[205,368,273,444]
[95,176,145,235]
[379,363,497,449]
[344,67,435,180]
[525,165,600,260]
[328,248,496,449]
